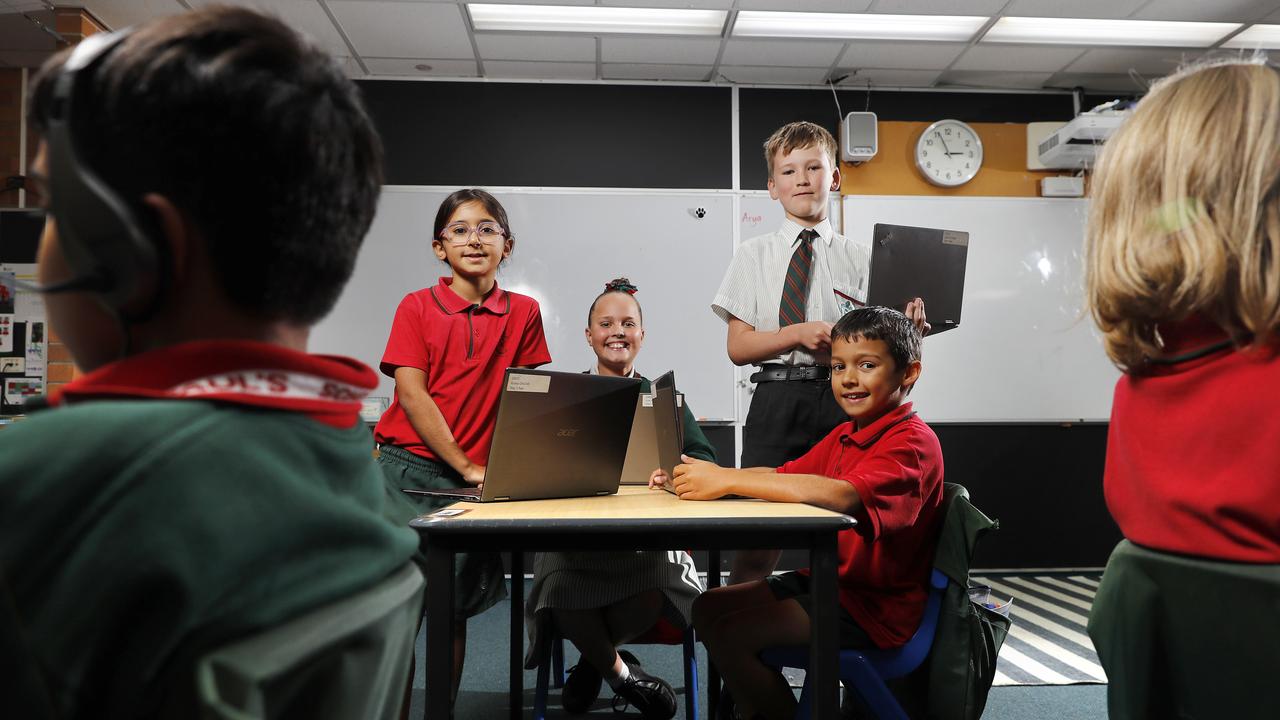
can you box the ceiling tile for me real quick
[475,33,595,62]
[601,37,721,64]
[1131,0,1276,23]
[599,0,734,7]
[483,60,597,80]
[362,57,479,78]
[0,10,56,51]
[837,41,966,70]
[936,69,1056,90]
[844,67,942,87]
[950,45,1087,72]
[1044,71,1152,93]
[1001,0,1148,19]
[328,1,473,59]
[720,39,844,68]
[602,63,711,80]
[186,0,351,56]
[82,0,187,29]
[717,65,831,84]
[461,0,594,4]
[1066,47,1206,74]
[735,0,873,10]
[869,0,1007,15]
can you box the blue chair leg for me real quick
[552,635,566,688]
[534,652,551,720]
[684,628,699,720]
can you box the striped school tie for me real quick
[779,228,817,327]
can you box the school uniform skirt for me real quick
[523,549,705,669]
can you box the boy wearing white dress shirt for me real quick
[711,121,928,584]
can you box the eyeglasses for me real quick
[438,221,507,246]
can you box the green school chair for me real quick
[195,562,424,720]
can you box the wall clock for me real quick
[915,119,983,187]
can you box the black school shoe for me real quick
[562,659,603,714]
[611,651,677,720]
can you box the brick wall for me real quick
[0,68,23,210]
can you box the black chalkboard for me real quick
[358,81,732,189]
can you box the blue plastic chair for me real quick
[759,568,948,720]
[533,618,700,720]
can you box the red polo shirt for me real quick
[779,402,945,648]
[373,277,551,464]
[1105,315,1280,563]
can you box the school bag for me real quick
[922,484,1010,720]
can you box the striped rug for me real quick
[972,572,1108,686]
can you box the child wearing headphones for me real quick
[373,188,552,701]
[0,7,418,718]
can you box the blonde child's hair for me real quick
[1085,59,1280,372]
[763,121,838,176]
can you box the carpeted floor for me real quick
[408,573,1112,719]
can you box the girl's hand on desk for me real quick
[671,455,732,501]
[648,468,669,490]
[461,463,486,485]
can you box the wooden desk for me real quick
[411,486,855,719]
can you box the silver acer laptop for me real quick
[401,369,641,503]
[867,223,969,335]
[619,371,686,485]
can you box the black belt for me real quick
[749,365,830,383]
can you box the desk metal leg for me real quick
[809,532,839,719]
[426,545,456,720]
[509,551,524,720]
[706,549,721,719]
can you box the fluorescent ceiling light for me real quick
[732,11,987,41]
[468,4,727,36]
[982,17,1240,47]
[1222,25,1280,49]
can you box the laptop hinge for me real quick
[494,496,511,502]
[596,490,610,495]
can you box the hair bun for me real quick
[605,277,638,295]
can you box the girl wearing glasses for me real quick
[523,278,716,720]
[374,188,552,702]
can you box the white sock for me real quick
[604,654,631,691]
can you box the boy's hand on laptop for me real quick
[905,297,931,336]
[671,455,732,500]
[787,321,834,352]
[461,463,486,485]
[648,468,669,489]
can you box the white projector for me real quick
[1037,112,1129,170]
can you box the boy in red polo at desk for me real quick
[374,188,551,700]
[666,306,943,720]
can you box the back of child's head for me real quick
[832,306,922,373]
[586,277,641,326]
[433,188,515,244]
[763,121,838,176]
[1086,59,1280,371]
[27,6,382,326]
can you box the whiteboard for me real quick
[843,195,1120,422]
[311,188,737,420]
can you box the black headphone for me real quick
[42,28,164,317]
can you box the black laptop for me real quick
[401,369,641,502]
[867,223,969,335]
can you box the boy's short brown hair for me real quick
[763,121,838,176]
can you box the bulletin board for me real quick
[0,208,49,414]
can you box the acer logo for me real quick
[557,429,579,438]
